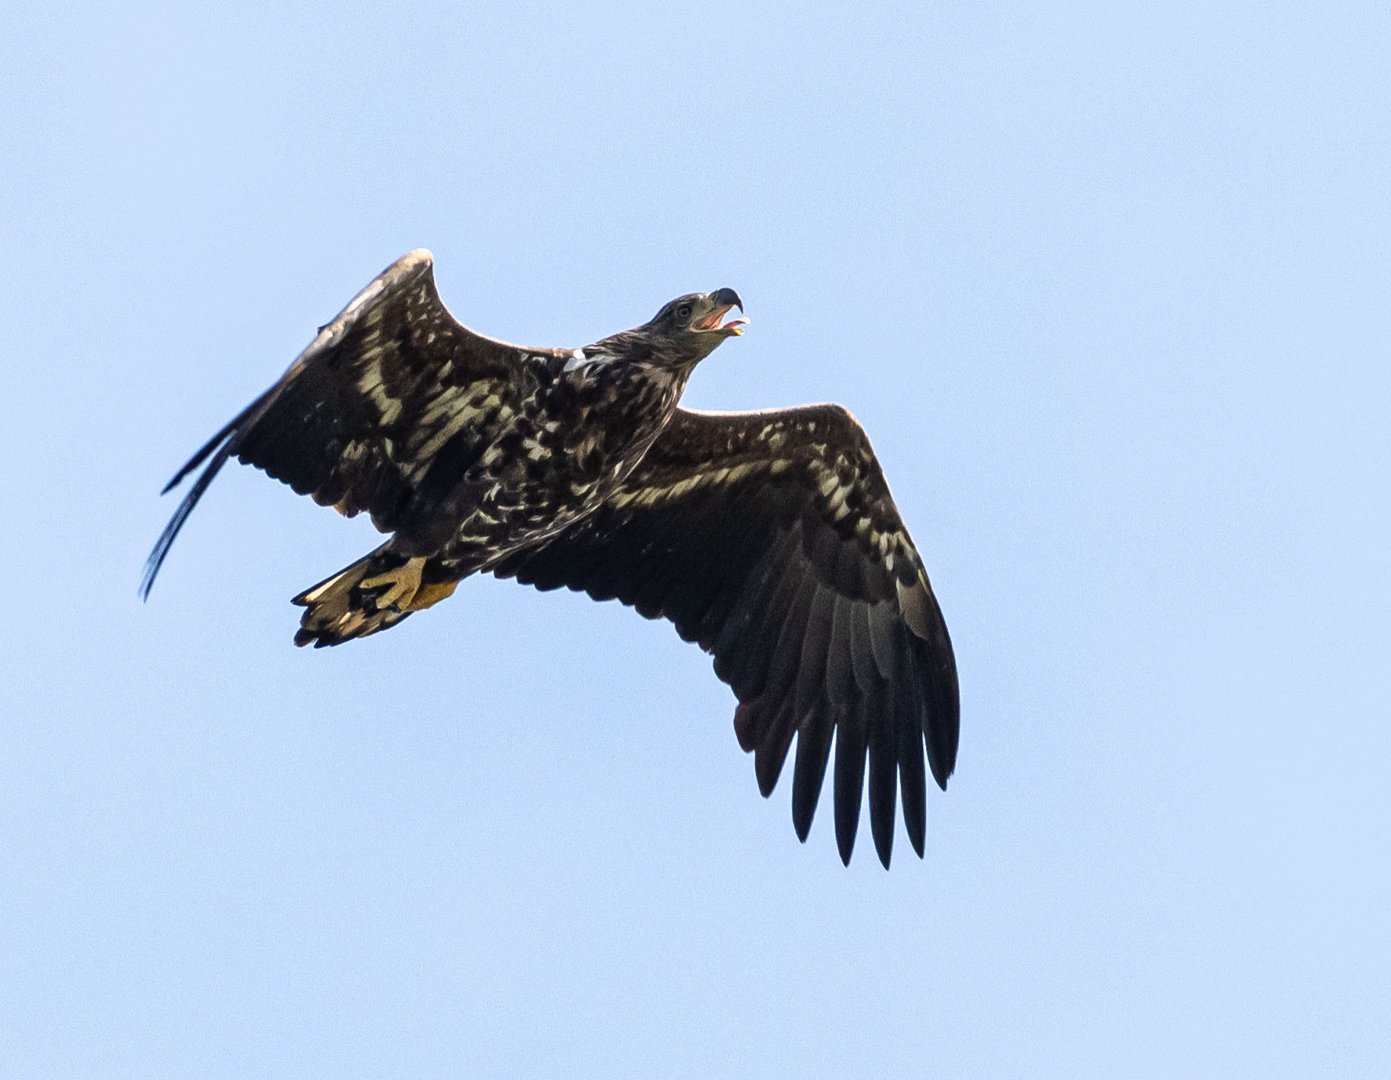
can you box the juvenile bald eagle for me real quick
[143,250,959,867]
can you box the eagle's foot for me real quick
[359,556,426,612]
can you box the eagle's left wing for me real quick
[142,250,559,596]
[492,405,959,867]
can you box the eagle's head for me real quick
[623,288,748,367]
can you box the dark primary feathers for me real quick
[494,406,959,867]
[144,249,959,868]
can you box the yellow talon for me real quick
[360,556,426,611]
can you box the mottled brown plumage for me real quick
[144,250,959,867]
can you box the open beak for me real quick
[694,287,748,336]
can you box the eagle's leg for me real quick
[293,549,466,647]
[360,556,427,611]
[404,577,459,611]
[359,556,461,613]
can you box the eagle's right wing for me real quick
[142,250,558,596]
[493,405,959,868]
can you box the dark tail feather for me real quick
[291,548,419,647]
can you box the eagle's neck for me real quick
[559,338,692,408]
[536,346,690,499]
[587,328,707,372]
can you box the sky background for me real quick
[4,2,1389,1076]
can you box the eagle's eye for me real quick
[675,303,692,322]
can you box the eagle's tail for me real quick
[291,547,461,647]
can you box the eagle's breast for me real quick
[443,356,686,557]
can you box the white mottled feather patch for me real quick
[563,349,618,374]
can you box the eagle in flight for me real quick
[143,250,959,867]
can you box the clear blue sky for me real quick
[4,2,1389,1076]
